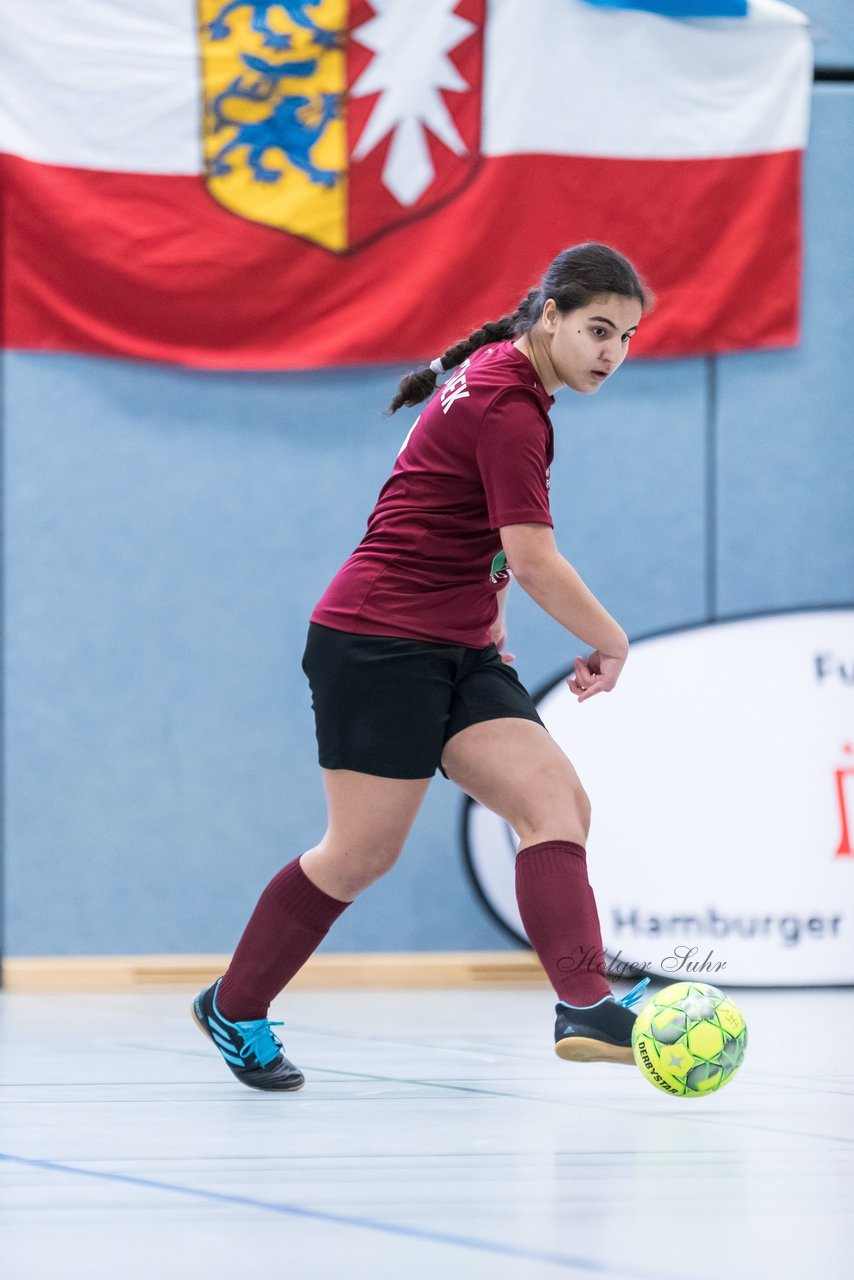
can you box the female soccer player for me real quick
[193,242,652,1090]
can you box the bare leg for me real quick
[217,767,432,1019]
[301,768,432,901]
[441,717,616,1013]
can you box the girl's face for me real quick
[539,293,643,395]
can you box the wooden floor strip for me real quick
[1,952,548,993]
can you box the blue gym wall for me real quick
[2,6,853,958]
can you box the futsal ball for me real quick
[631,982,747,1097]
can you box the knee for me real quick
[517,771,591,845]
[312,840,403,897]
[353,845,402,891]
[552,779,591,842]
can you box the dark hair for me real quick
[387,242,651,414]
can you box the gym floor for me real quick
[1,984,850,1280]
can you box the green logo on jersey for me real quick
[489,550,510,584]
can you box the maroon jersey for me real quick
[311,341,555,647]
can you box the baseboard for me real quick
[1,951,549,993]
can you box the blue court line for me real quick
[0,1150,697,1280]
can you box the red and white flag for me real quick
[0,0,812,368]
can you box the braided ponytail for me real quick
[386,288,540,415]
[385,243,650,415]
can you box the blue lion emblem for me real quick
[209,1,342,51]
[208,53,342,187]
[207,52,342,189]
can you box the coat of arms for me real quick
[199,1,484,252]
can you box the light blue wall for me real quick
[2,77,853,958]
[717,85,854,614]
[797,0,854,67]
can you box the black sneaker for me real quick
[554,977,650,1065]
[192,979,305,1091]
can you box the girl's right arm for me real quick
[499,523,628,700]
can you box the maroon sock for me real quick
[515,840,612,1006]
[216,857,351,1021]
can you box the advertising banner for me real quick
[464,609,854,986]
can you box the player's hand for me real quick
[566,650,624,702]
[490,623,516,664]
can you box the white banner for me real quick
[464,609,854,987]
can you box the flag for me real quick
[0,0,812,369]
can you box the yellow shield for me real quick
[199,0,347,251]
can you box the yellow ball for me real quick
[631,982,747,1097]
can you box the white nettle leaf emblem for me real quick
[350,0,476,206]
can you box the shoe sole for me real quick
[555,1036,635,1065]
[190,999,305,1091]
[191,999,218,1047]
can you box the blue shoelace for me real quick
[234,1019,285,1068]
[618,977,651,1008]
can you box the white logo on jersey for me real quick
[440,359,471,415]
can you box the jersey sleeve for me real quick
[475,389,553,530]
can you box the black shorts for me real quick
[301,622,546,780]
